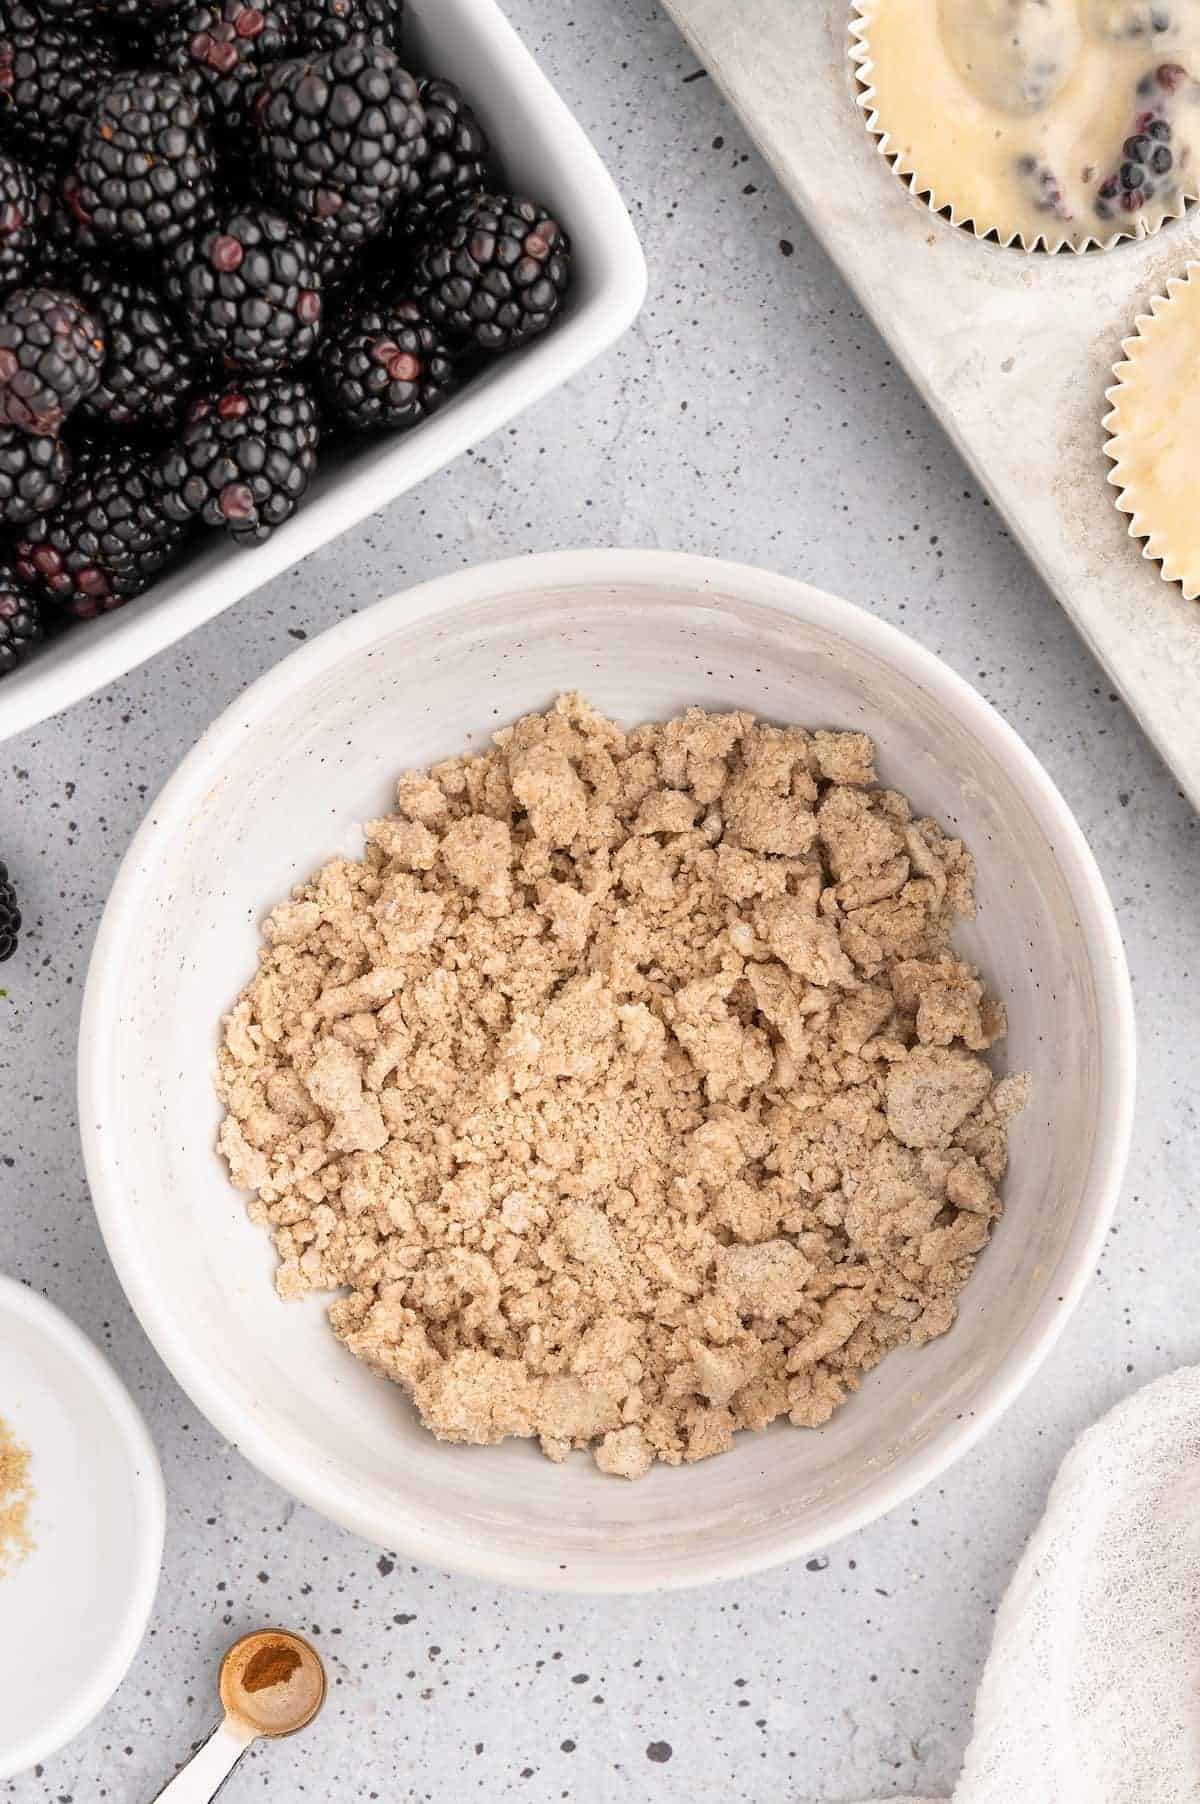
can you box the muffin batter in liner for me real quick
[1105,265,1200,599]
[852,0,1200,252]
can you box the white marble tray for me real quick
[661,0,1200,807]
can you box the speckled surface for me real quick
[1,3,1198,1800]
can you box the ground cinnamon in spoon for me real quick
[220,1631,324,1738]
[242,1644,301,1693]
[0,1417,33,1577]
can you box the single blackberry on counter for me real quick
[0,287,104,435]
[0,859,20,958]
[254,43,426,245]
[166,206,322,373]
[0,18,116,161]
[0,570,39,683]
[0,150,37,292]
[75,69,216,256]
[294,0,400,53]
[75,268,202,429]
[16,442,189,617]
[403,77,490,240]
[320,296,454,430]
[413,192,571,352]
[157,375,319,542]
[150,1,299,142]
[0,422,68,523]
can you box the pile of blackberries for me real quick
[0,0,573,678]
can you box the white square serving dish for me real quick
[0,0,646,745]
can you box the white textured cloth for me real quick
[858,1367,1200,1804]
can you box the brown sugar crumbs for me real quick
[0,1416,34,1576]
[217,696,1029,1479]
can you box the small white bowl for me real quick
[0,0,646,745]
[79,550,1135,1593]
[0,1275,164,1777]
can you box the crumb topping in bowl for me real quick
[216,694,1028,1479]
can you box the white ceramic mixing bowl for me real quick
[79,550,1135,1592]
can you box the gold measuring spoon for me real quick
[151,1629,325,1801]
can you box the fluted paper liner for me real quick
[851,0,1197,255]
[1105,266,1200,602]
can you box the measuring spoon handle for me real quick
[150,1716,255,1802]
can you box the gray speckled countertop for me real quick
[2,3,1199,1800]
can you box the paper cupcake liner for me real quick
[850,0,1197,255]
[1105,265,1200,602]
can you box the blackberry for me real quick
[1098,4,1179,37]
[0,287,104,435]
[75,70,216,256]
[0,422,68,523]
[1095,103,1177,219]
[313,233,363,297]
[157,374,319,542]
[34,172,108,279]
[0,19,116,162]
[150,1,300,143]
[403,77,490,240]
[414,192,571,353]
[0,859,19,959]
[294,0,400,53]
[16,443,189,618]
[0,150,37,291]
[254,43,426,246]
[320,295,454,430]
[166,206,323,373]
[94,0,189,14]
[0,570,39,683]
[1014,155,1072,222]
[76,268,202,429]
[1154,61,1190,93]
[36,0,186,14]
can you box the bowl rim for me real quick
[0,1273,165,1778]
[78,548,1137,1593]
